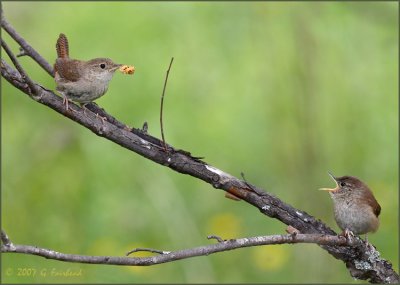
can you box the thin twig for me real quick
[16,46,28,57]
[1,230,11,246]
[207,235,225,243]
[126,248,170,256]
[1,59,27,90]
[141,122,148,134]
[1,16,54,76]
[1,39,38,95]
[240,171,267,196]
[160,57,174,151]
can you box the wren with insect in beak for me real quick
[54,33,135,111]
[319,173,381,240]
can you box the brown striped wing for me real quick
[55,59,82,82]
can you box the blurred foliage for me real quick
[1,2,398,283]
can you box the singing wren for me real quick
[319,173,381,237]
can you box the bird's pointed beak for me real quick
[319,172,339,192]
[112,63,123,71]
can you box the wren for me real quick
[320,173,381,238]
[54,33,123,110]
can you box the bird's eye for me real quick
[340,182,346,187]
[100,63,106,69]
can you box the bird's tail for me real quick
[56,33,69,58]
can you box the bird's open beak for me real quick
[319,172,339,192]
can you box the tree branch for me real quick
[1,15,54,76]
[1,23,398,284]
[1,230,12,247]
[159,57,174,151]
[1,38,39,96]
[1,230,357,266]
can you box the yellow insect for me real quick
[119,65,135,75]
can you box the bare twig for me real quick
[126,248,170,256]
[1,16,54,76]
[1,230,12,246]
[1,230,357,266]
[1,59,27,91]
[240,171,266,196]
[159,57,174,151]
[207,235,225,243]
[16,46,28,57]
[1,38,38,95]
[141,121,148,134]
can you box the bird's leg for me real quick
[79,103,107,124]
[95,112,107,125]
[63,96,81,113]
[79,103,91,116]
[62,95,70,111]
[82,102,107,125]
[340,228,355,243]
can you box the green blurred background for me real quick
[1,2,398,283]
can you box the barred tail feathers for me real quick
[56,33,69,58]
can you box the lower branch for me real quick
[1,230,355,266]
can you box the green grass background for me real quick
[1,2,398,283]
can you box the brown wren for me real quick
[319,173,381,239]
[54,33,123,110]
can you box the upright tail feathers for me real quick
[56,33,69,58]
